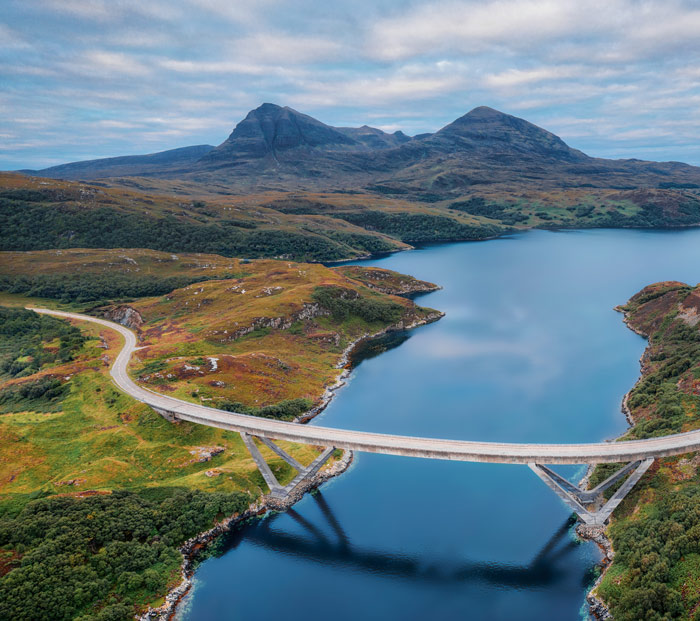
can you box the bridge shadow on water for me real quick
[217,491,589,591]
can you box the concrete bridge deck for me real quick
[33,308,700,466]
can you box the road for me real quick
[32,308,700,465]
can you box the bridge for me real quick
[34,308,700,526]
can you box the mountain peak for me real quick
[201,103,357,163]
[432,106,586,161]
[464,105,503,118]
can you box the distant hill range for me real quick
[21,103,700,197]
[21,144,215,180]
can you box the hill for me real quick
[25,144,214,181]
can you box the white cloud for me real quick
[0,24,29,49]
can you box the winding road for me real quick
[33,308,700,465]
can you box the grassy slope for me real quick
[119,258,440,411]
[0,172,408,262]
[592,282,700,620]
[0,315,324,498]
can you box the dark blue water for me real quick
[178,228,700,621]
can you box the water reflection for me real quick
[348,330,412,368]
[219,491,585,591]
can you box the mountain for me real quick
[199,104,358,165]
[18,104,700,196]
[25,144,215,181]
[195,104,413,185]
[424,106,587,162]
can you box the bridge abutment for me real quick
[529,458,654,526]
[241,432,336,500]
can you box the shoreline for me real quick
[141,305,444,619]
[579,303,651,620]
[297,310,444,424]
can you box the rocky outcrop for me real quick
[334,265,441,297]
[101,305,144,330]
[215,302,328,342]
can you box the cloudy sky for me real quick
[2,0,700,169]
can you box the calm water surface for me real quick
[178,228,700,621]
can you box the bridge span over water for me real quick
[34,308,700,526]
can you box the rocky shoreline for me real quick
[578,303,651,620]
[139,449,354,621]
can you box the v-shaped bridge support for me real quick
[241,432,335,500]
[529,458,654,526]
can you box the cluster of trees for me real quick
[0,376,68,414]
[0,307,86,379]
[312,285,404,324]
[0,196,390,262]
[325,231,396,255]
[449,198,529,225]
[587,198,700,229]
[0,488,249,620]
[599,485,700,620]
[0,273,231,305]
[220,397,312,421]
[331,210,503,243]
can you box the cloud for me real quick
[36,0,182,22]
[366,0,598,60]
[230,33,344,64]
[484,66,582,88]
[74,51,152,78]
[292,72,469,107]
[367,0,700,62]
[2,0,700,168]
[0,24,29,49]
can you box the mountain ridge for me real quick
[19,103,700,196]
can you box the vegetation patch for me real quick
[331,210,503,243]
[312,285,404,323]
[591,281,700,620]
[0,377,69,414]
[220,397,312,421]
[0,489,249,620]
[0,307,85,379]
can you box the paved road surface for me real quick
[32,308,700,465]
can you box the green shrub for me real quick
[311,286,403,323]
[0,488,249,620]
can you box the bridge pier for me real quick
[529,458,654,526]
[152,406,179,423]
[241,432,335,500]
